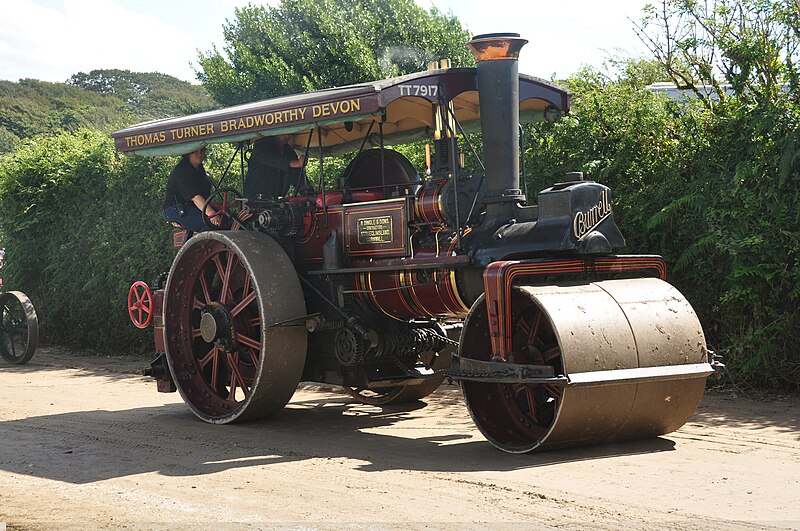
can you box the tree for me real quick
[0,78,129,146]
[0,129,176,350]
[621,1,800,388]
[0,71,218,155]
[68,69,217,119]
[196,0,474,105]
[632,0,800,109]
[527,52,800,389]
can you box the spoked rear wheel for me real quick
[163,231,307,423]
[0,291,39,365]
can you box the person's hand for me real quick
[290,156,306,168]
[206,207,222,226]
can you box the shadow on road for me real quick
[7,349,795,487]
[0,387,678,484]
[0,346,145,379]
[690,389,800,438]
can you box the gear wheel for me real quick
[334,328,367,366]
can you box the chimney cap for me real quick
[471,32,521,40]
[467,33,528,62]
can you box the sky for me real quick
[0,0,652,85]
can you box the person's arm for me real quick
[192,194,221,226]
[254,139,305,170]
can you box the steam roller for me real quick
[115,31,719,453]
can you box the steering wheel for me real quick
[202,188,245,230]
[127,281,153,329]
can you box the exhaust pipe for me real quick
[466,33,528,217]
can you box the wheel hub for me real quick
[199,303,233,344]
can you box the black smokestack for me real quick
[466,33,528,216]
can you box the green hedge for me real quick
[0,130,175,352]
[525,68,799,390]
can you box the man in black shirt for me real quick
[243,135,306,199]
[162,147,220,232]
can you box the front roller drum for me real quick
[163,231,307,424]
[462,278,710,453]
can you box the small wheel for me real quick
[127,281,154,329]
[202,188,245,230]
[0,291,39,365]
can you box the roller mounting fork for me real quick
[483,255,668,362]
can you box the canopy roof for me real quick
[112,67,571,157]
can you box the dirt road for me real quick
[0,347,798,530]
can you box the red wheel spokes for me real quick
[507,304,562,426]
[514,310,545,363]
[127,281,153,329]
[517,309,545,351]
[542,346,561,361]
[242,274,251,302]
[226,351,250,398]
[210,252,237,304]
[220,252,237,305]
[199,274,212,304]
[543,384,562,399]
[191,249,260,403]
[202,188,243,229]
[523,386,539,420]
[211,192,237,212]
[237,333,260,350]
[230,291,256,317]
[209,194,239,222]
[527,311,543,346]
[199,347,216,368]
[245,348,259,365]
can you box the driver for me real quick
[244,135,306,199]
[161,147,220,232]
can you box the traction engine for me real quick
[120,34,720,453]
